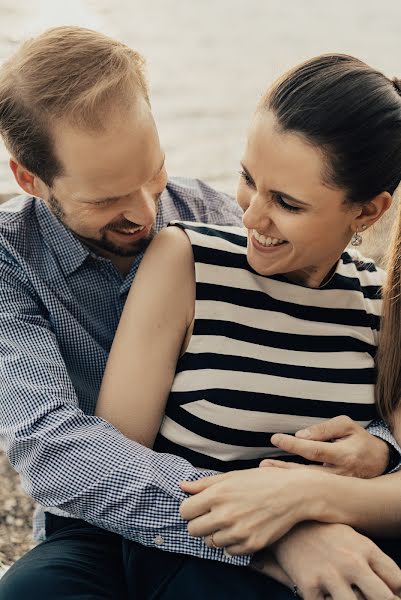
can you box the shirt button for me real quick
[154,534,164,546]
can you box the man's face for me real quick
[42,97,167,267]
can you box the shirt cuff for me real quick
[131,528,251,566]
[367,419,401,474]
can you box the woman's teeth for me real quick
[252,230,286,247]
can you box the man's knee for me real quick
[0,554,59,600]
[0,532,125,600]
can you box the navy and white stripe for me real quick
[155,223,385,472]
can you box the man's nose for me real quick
[123,190,157,226]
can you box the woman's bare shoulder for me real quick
[134,224,195,303]
[145,224,193,261]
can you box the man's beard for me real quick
[48,192,158,257]
[81,226,156,257]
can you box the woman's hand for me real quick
[179,467,325,555]
[271,522,401,600]
[260,415,391,478]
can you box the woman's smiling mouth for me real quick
[251,229,288,251]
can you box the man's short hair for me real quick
[0,26,149,186]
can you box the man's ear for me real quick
[353,191,392,232]
[9,159,47,198]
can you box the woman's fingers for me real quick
[302,575,392,600]
[186,511,221,538]
[272,523,401,600]
[259,459,330,473]
[180,487,216,520]
[181,468,322,554]
[351,571,398,600]
[179,472,227,494]
[223,542,258,557]
[203,531,256,556]
[369,549,401,597]
[324,585,356,600]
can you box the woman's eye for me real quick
[238,169,254,188]
[274,193,301,213]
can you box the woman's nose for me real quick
[242,194,272,231]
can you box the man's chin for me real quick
[78,231,155,258]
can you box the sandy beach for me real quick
[0,0,400,568]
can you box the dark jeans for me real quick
[0,514,293,599]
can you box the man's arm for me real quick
[0,254,248,566]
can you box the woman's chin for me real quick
[246,254,279,277]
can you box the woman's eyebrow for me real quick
[240,162,310,206]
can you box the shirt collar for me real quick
[119,252,145,295]
[35,199,148,287]
[33,182,178,280]
[35,199,92,277]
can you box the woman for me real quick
[96,55,401,599]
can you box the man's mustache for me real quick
[102,220,142,233]
[101,192,163,234]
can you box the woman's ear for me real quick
[353,191,392,232]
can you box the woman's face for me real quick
[237,111,360,287]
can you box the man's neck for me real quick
[110,255,135,276]
[78,237,135,276]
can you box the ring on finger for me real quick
[210,532,218,549]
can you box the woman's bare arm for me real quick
[95,226,195,447]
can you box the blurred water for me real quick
[0,0,400,195]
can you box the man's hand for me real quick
[180,468,324,555]
[260,415,390,478]
[271,522,401,600]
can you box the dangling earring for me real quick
[351,224,367,247]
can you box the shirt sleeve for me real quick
[171,177,243,226]
[193,179,243,226]
[0,254,249,565]
[367,420,401,473]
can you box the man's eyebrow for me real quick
[82,154,166,204]
[240,162,310,207]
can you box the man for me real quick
[0,26,400,599]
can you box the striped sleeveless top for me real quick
[153,222,383,472]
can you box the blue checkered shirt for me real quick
[0,177,399,566]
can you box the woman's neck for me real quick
[284,259,340,289]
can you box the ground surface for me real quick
[0,453,35,569]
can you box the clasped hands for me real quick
[178,416,401,599]
[179,416,390,555]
